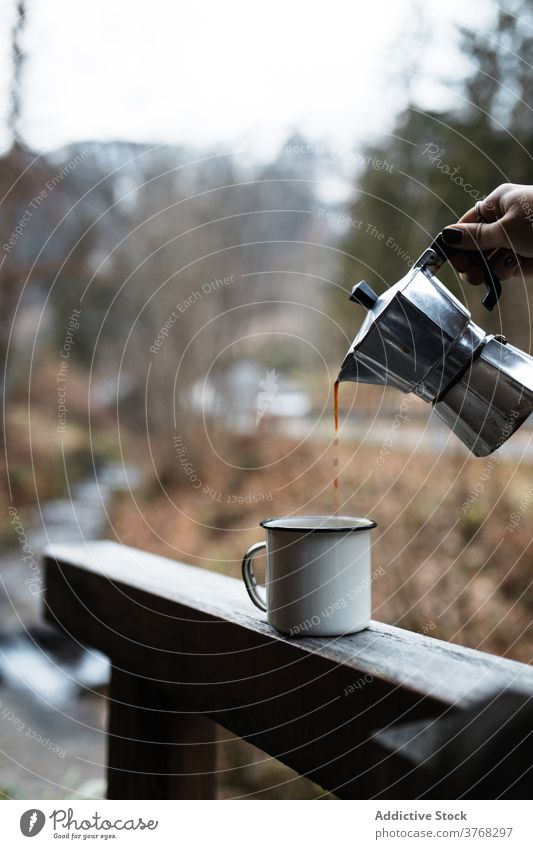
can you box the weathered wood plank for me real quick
[43,541,533,799]
[44,541,533,704]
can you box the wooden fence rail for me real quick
[43,541,533,799]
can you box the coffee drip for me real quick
[333,380,340,510]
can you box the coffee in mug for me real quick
[241,514,376,637]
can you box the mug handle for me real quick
[242,542,267,612]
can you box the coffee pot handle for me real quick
[459,246,502,311]
[431,232,502,312]
[242,542,267,612]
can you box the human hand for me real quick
[442,183,533,285]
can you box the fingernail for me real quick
[442,227,463,244]
[504,254,518,268]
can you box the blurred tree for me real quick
[0,0,44,428]
[8,0,25,147]
[99,137,329,481]
[337,1,533,353]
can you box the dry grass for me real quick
[112,425,533,664]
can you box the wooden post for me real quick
[106,667,218,799]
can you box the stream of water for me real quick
[0,462,141,799]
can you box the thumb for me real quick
[442,221,510,252]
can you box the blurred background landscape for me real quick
[1,0,533,799]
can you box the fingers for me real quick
[446,250,486,285]
[447,251,472,274]
[517,257,533,280]
[454,185,515,228]
[486,248,520,281]
[447,248,521,286]
[473,184,512,219]
[458,208,479,225]
[442,218,512,251]
[441,185,528,285]
[458,200,499,225]
[458,266,486,286]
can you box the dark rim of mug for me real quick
[260,516,377,533]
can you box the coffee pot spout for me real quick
[337,351,384,386]
[337,280,390,386]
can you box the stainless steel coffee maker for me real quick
[337,233,533,457]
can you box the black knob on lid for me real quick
[349,281,379,309]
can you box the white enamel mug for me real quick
[241,515,377,637]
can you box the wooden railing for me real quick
[43,541,533,799]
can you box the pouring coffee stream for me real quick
[336,231,533,457]
[333,380,339,509]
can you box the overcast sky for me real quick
[0,0,488,157]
